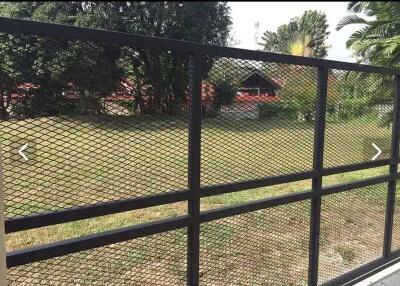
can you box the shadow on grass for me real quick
[4,114,316,133]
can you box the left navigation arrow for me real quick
[18,143,29,161]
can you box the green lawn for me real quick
[2,115,399,285]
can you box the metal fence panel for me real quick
[323,70,394,168]
[1,17,400,286]
[318,184,387,284]
[0,33,190,219]
[391,182,400,251]
[200,201,310,286]
[7,229,187,286]
[200,59,316,186]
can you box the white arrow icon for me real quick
[18,143,29,161]
[372,143,382,161]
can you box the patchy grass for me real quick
[318,185,388,284]
[335,246,357,266]
[1,115,395,285]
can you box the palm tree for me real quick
[260,10,329,58]
[337,2,400,127]
[288,35,314,57]
[337,2,400,66]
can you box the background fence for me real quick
[1,17,400,286]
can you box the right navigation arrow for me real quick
[371,143,382,161]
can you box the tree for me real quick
[111,2,232,114]
[260,10,329,58]
[0,2,123,117]
[0,2,232,117]
[278,68,341,122]
[337,2,400,67]
[288,35,314,57]
[337,2,398,123]
[259,11,330,121]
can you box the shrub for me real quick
[10,96,79,118]
[291,93,315,121]
[258,101,297,120]
[212,79,237,110]
[203,108,220,118]
[337,96,373,120]
[279,69,317,122]
[380,109,393,128]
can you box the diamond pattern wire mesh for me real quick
[318,184,387,284]
[200,58,316,186]
[391,180,400,251]
[200,179,312,210]
[2,25,400,286]
[199,201,310,286]
[322,166,390,188]
[0,34,190,218]
[323,70,394,168]
[7,229,187,286]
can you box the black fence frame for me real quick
[2,17,400,286]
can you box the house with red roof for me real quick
[4,68,281,118]
[217,69,281,119]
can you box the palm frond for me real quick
[348,2,369,13]
[337,15,368,30]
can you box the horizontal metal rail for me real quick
[5,190,191,233]
[0,17,399,75]
[5,160,396,233]
[322,159,391,176]
[321,252,400,286]
[322,174,396,196]
[201,174,396,223]
[200,170,314,197]
[2,15,400,286]
[6,173,397,268]
[6,215,191,268]
[200,190,312,223]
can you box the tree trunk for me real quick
[150,52,163,114]
[135,80,146,114]
[0,93,11,119]
[79,89,87,115]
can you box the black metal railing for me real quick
[1,17,400,286]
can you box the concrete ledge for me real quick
[355,261,400,286]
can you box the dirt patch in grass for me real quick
[7,229,187,286]
[318,184,387,284]
[2,116,394,285]
[200,202,310,286]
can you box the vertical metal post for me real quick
[383,75,400,258]
[0,149,7,286]
[308,66,328,286]
[187,51,202,286]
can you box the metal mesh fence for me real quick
[391,181,400,251]
[6,201,188,251]
[200,201,310,286]
[322,166,390,187]
[323,70,394,168]
[200,179,312,210]
[1,18,400,286]
[7,229,187,286]
[318,184,387,284]
[200,58,316,186]
[0,34,190,218]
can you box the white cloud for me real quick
[229,1,364,62]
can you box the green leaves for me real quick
[0,2,233,117]
[336,15,369,31]
[338,2,400,67]
[260,10,329,58]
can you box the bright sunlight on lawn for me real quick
[1,115,397,285]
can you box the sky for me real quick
[229,1,363,63]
